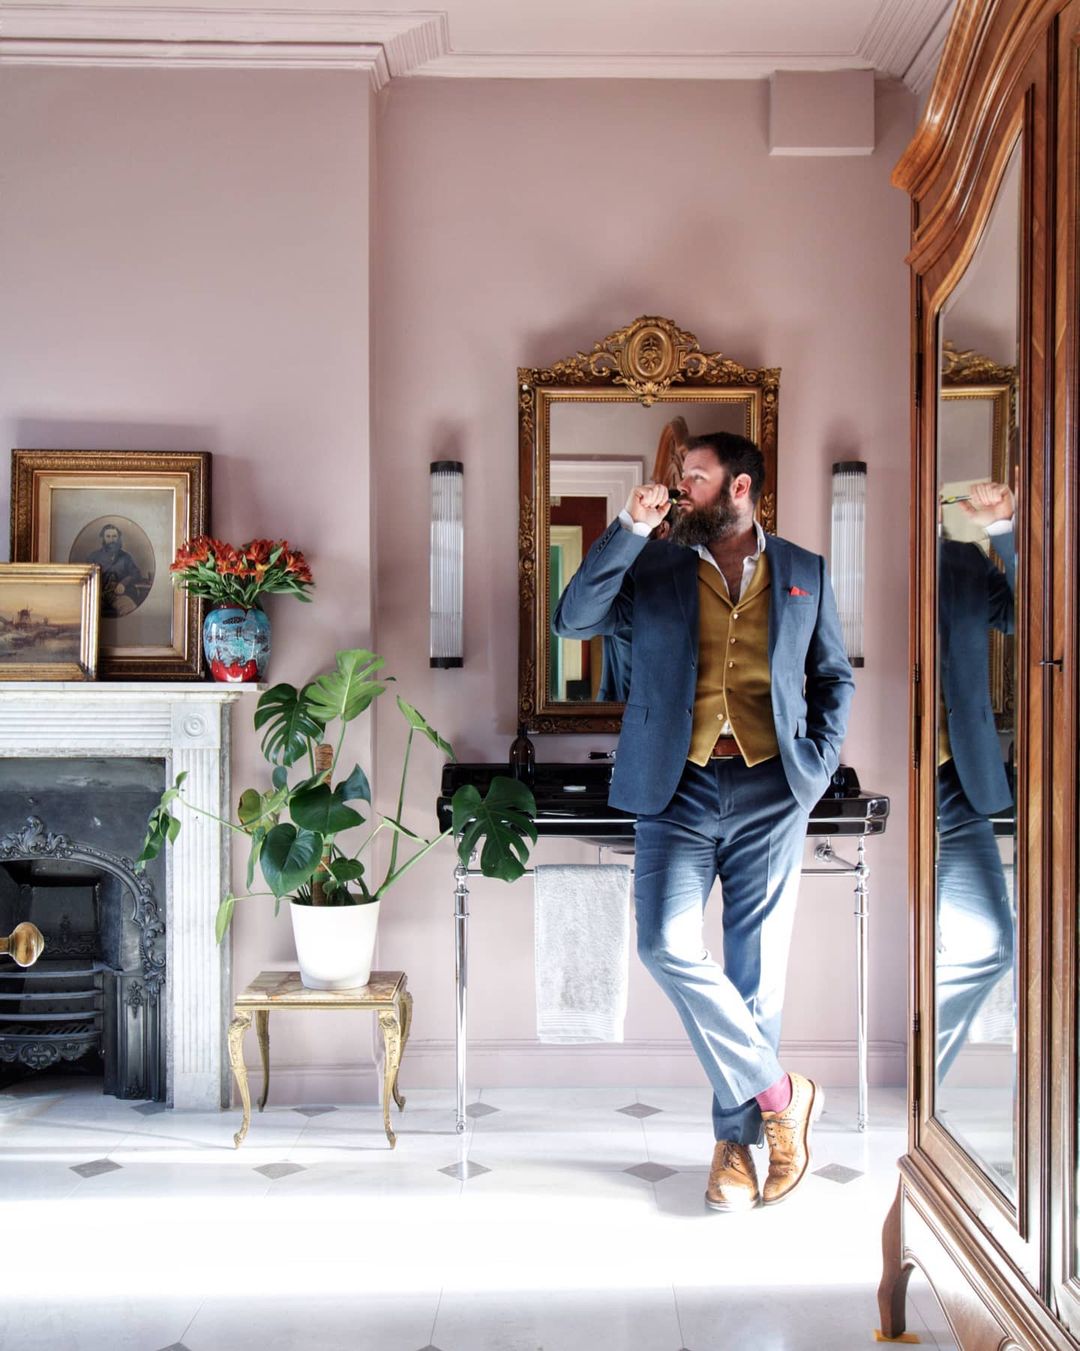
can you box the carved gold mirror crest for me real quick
[518,315,780,732]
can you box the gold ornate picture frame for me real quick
[10,450,211,680]
[0,564,100,680]
[518,315,780,733]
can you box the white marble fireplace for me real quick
[0,682,251,1109]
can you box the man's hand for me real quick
[626,482,673,530]
[959,480,1014,528]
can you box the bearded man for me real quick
[85,523,149,618]
[553,431,854,1212]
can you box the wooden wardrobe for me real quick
[879,0,1080,1345]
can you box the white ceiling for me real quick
[0,0,956,91]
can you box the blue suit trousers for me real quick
[634,755,810,1146]
[935,758,1014,1081]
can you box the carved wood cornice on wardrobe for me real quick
[893,0,1065,270]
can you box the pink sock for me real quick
[756,1073,792,1114]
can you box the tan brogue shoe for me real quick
[705,1140,760,1212]
[760,1072,823,1207]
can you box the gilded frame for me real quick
[10,450,211,680]
[939,340,1018,730]
[518,315,779,732]
[0,563,100,680]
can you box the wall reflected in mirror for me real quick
[934,137,1021,1199]
[548,397,749,704]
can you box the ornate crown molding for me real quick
[857,0,956,86]
[0,3,952,90]
[0,6,449,86]
[416,51,876,82]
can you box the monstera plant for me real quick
[138,649,535,988]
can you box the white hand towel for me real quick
[534,864,632,1043]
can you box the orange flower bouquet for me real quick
[170,536,314,610]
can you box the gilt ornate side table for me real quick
[227,970,413,1148]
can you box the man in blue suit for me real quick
[554,432,854,1212]
[936,480,1016,1081]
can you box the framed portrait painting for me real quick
[0,564,100,680]
[10,450,211,679]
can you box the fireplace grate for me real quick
[1,1020,98,1038]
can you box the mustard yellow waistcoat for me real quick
[688,552,780,767]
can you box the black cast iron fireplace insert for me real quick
[0,765,167,1102]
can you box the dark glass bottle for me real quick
[509,724,535,786]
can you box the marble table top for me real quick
[235,969,405,1008]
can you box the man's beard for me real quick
[101,541,120,558]
[669,485,739,548]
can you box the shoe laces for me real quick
[762,1115,791,1150]
[719,1141,751,1175]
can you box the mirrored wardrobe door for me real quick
[933,134,1023,1200]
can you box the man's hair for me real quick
[683,432,766,503]
[99,523,122,543]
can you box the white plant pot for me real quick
[289,898,381,990]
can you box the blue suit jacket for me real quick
[939,530,1015,815]
[553,520,855,815]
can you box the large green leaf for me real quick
[289,784,364,835]
[259,823,324,897]
[452,776,537,883]
[254,683,325,766]
[396,696,456,761]
[335,763,371,805]
[302,650,389,726]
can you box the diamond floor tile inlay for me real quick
[293,1105,337,1117]
[813,1161,864,1184]
[623,1161,677,1182]
[70,1158,122,1178]
[617,1102,662,1118]
[255,1161,307,1179]
[465,1102,500,1118]
[438,1160,492,1180]
[132,1102,168,1115]
[156,1344,192,1351]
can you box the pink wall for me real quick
[373,77,915,1089]
[0,66,915,1098]
[0,67,375,1083]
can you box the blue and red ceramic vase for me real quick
[203,606,270,683]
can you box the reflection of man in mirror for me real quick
[597,418,688,699]
[86,523,149,618]
[554,432,853,1214]
[936,480,1016,1081]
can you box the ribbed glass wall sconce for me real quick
[830,460,866,668]
[430,460,464,668]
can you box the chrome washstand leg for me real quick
[855,835,870,1133]
[454,858,470,1135]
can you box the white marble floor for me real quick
[0,1078,959,1351]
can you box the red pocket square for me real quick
[789,585,811,596]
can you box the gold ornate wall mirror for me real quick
[518,316,779,732]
